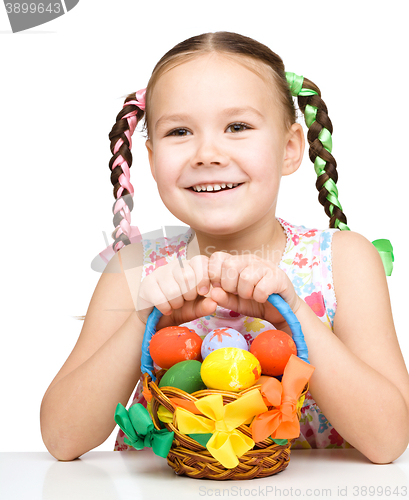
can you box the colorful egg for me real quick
[201,347,261,392]
[201,327,248,360]
[250,329,297,376]
[159,360,207,393]
[149,326,202,369]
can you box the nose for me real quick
[190,135,229,168]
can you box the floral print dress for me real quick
[114,218,353,451]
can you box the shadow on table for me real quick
[42,459,118,500]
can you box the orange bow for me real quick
[251,355,315,442]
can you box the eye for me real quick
[226,122,251,133]
[167,128,191,137]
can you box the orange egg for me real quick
[149,326,202,369]
[250,329,297,376]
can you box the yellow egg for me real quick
[200,347,261,392]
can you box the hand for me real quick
[136,255,218,330]
[208,251,301,329]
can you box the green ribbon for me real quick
[285,72,304,97]
[273,438,288,445]
[114,403,174,458]
[286,71,350,231]
[372,239,394,276]
[286,71,394,269]
[188,433,213,447]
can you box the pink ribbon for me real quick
[111,88,146,251]
[100,225,142,262]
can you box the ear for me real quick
[282,123,305,176]
[145,139,156,181]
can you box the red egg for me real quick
[250,329,297,376]
[149,326,202,369]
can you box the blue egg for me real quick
[201,327,249,360]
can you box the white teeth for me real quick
[192,183,240,192]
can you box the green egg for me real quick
[159,360,206,393]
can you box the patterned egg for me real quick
[149,326,202,369]
[159,360,207,393]
[250,329,297,376]
[201,327,248,360]
[201,347,261,392]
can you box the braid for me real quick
[286,73,349,231]
[108,90,146,252]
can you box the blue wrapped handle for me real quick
[266,294,309,364]
[140,293,309,381]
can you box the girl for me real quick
[40,32,409,464]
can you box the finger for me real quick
[172,257,198,301]
[250,269,277,303]
[210,286,240,311]
[237,264,273,301]
[138,278,173,315]
[208,251,230,287]
[170,295,218,327]
[188,255,211,296]
[220,255,253,294]
[192,296,218,319]
[157,277,185,313]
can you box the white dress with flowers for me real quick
[114,218,353,450]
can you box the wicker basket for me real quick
[140,293,310,480]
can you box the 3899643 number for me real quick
[352,485,407,496]
[5,3,61,14]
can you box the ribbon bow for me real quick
[175,389,268,469]
[131,88,146,110]
[372,239,394,276]
[114,403,174,458]
[251,355,315,442]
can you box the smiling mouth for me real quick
[188,183,244,193]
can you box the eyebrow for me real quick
[155,106,264,132]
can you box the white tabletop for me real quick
[1,449,408,500]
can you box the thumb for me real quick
[194,296,218,319]
[168,296,218,328]
[210,287,238,310]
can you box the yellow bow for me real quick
[175,389,268,469]
[251,355,315,442]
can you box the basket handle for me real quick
[140,293,309,381]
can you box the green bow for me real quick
[114,403,174,458]
[372,239,394,276]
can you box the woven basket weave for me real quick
[140,293,310,480]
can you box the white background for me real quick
[0,1,408,452]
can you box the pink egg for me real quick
[201,327,248,360]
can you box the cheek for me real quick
[238,143,282,181]
[153,149,181,185]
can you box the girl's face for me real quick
[146,52,303,237]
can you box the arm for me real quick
[40,242,146,461]
[294,230,409,463]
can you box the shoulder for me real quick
[331,230,390,329]
[332,230,386,283]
